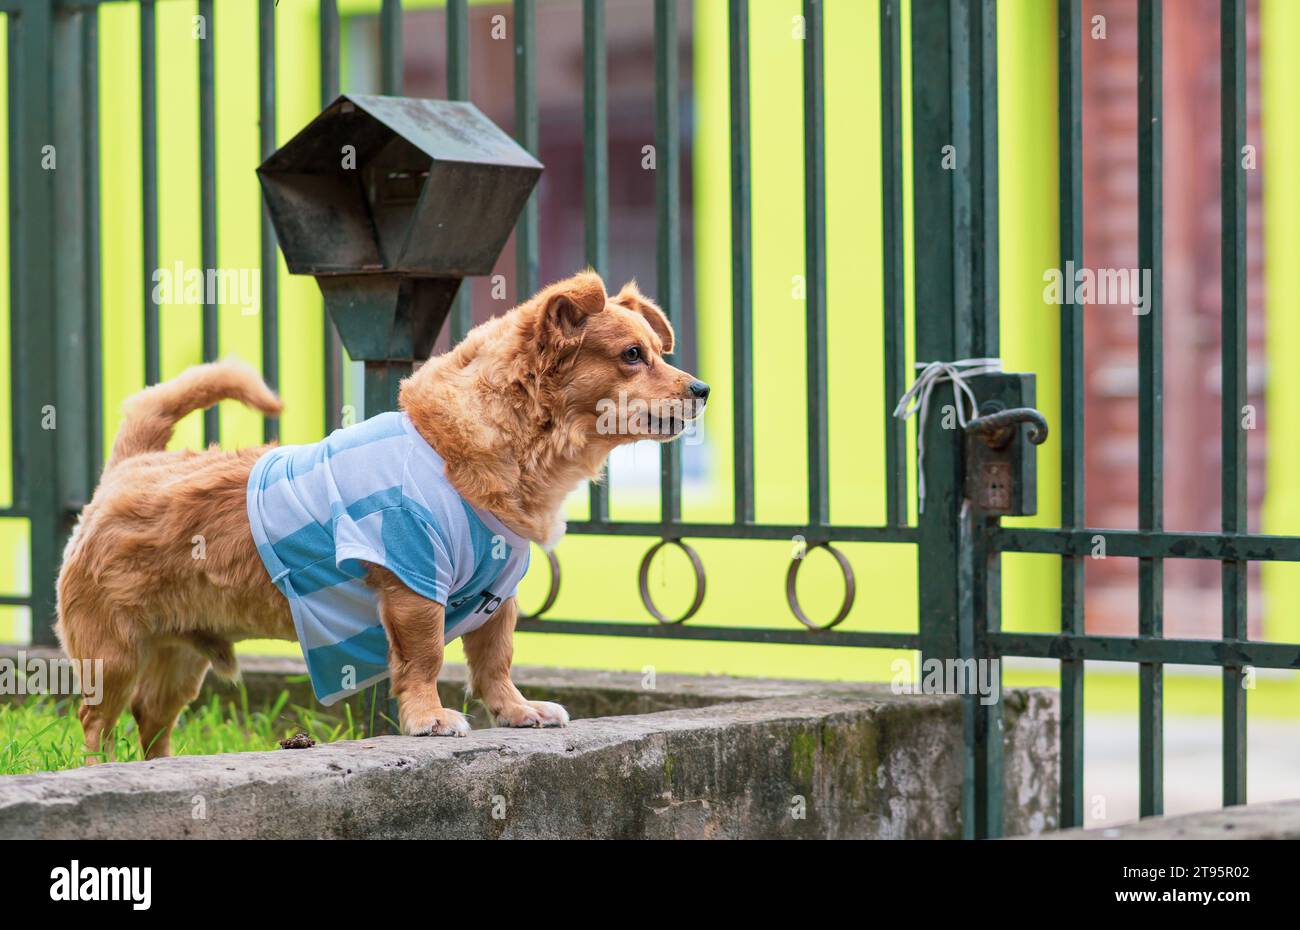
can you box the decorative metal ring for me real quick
[519,547,561,619]
[785,542,856,631]
[638,539,706,625]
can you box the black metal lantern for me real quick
[258,94,543,410]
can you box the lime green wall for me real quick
[1261,0,1300,644]
[997,0,1061,632]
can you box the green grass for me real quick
[0,687,369,774]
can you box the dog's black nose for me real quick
[689,380,711,400]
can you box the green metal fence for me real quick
[3,0,1298,839]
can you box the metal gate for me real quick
[3,0,1298,838]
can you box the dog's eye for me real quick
[621,346,642,365]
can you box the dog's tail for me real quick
[106,359,282,470]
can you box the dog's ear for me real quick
[613,281,674,354]
[541,271,608,343]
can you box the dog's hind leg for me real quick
[65,627,139,764]
[462,598,568,728]
[130,640,211,759]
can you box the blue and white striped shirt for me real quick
[246,412,531,705]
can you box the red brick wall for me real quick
[1080,0,1266,636]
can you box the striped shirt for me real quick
[246,412,530,705]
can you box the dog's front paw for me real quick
[493,700,570,729]
[402,707,470,737]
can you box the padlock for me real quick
[962,373,1048,517]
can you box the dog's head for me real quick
[401,270,708,541]
[519,271,708,450]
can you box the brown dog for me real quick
[56,271,707,761]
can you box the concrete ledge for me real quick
[1041,799,1300,840]
[0,671,1060,839]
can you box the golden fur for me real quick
[55,272,705,760]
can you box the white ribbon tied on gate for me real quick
[892,358,1003,513]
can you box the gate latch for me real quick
[963,393,1048,517]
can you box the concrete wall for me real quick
[0,662,1060,839]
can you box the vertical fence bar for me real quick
[320,0,340,148]
[1057,0,1086,830]
[39,3,99,519]
[941,0,1003,839]
[729,0,754,525]
[365,0,403,428]
[448,0,472,343]
[1136,0,1164,818]
[1220,0,1248,808]
[970,503,1004,836]
[912,0,1004,837]
[83,6,102,483]
[911,0,968,667]
[259,0,279,441]
[6,14,25,514]
[513,0,538,298]
[802,0,828,527]
[880,0,906,526]
[969,0,1002,840]
[51,3,97,637]
[53,4,95,514]
[141,0,159,386]
[12,0,59,642]
[380,0,402,95]
[656,0,682,524]
[199,0,218,444]
[584,0,609,522]
[970,0,998,357]
[448,0,469,96]
[320,0,343,433]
